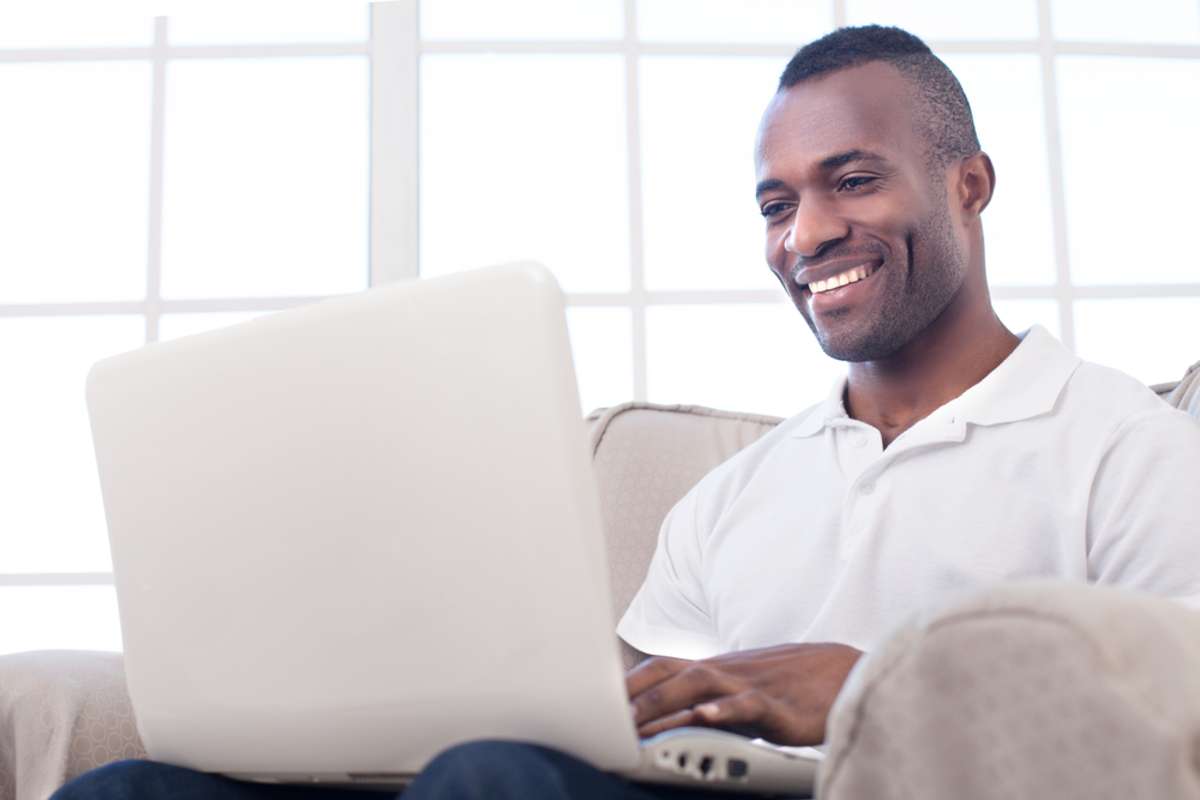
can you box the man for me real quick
[54,24,1200,800]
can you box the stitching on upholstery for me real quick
[821,608,1108,795]
[588,402,783,457]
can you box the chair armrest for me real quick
[0,651,145,800]
[819,580,1200,800]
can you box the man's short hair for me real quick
[778,25,981,171]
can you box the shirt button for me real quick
[860,481,875,495]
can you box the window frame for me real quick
[0,2,417,608]
[2,0,1198,640]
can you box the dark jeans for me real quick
[51,740,788,800]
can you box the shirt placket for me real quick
[834,413,968,560]
[834,420,883,561]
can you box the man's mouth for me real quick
[789,257,886,314]
[805,261,879,295]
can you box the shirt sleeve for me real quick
[1087,408,1200,607]
[616,485,722,659]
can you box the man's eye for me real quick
[838,175,876,192]
[760,202,792,219]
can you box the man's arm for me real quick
[624,643,862,745]
[616,486,722,660]
[1088,407,1200,604]
[615,433,864,745]
[620,639,650,671]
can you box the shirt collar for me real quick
[945,324,1080,427]
[789,325,1080,438]
[790,374,851,438]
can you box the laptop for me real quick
[86,263,820,795]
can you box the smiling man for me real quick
[616,21,1200,780]
[618,25,1015,745]
[54,23,1200,800]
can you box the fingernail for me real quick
[696,703,720,718]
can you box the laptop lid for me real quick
[87,263,640,778]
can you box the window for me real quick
[0,3,390,654]
[4,0,1198,653]
[419,0,1200,407]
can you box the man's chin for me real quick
[796,304,904,362]
[814,325,903,363]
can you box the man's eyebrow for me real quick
[755,150,889,198]
[755,178,787,198]
[819,149,889,171]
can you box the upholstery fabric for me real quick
[586,402,782,626]
[819,581,1200,800]
[0,651,145,800]
[3,372,1197,800]
[1166,361,1200,417]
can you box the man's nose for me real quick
[784,197,849,258]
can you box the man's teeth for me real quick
[809,264,875,294]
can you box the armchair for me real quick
[2,362,1197,799]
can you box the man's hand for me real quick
[626,643,862,745]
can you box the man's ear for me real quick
[958,151,995,217]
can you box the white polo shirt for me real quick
[617,326,1200,658]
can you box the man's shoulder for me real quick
[1062,358,1182,419]
[1056,357,1199,449]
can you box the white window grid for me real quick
[2,0,1199,600]
[416,0,1200,387]
[0,1,418,595]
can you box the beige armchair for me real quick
[2,362,1198,799]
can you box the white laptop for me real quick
[86,263,819,795]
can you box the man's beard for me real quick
[806,198,965,363]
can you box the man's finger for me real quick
[630,662,736,725]
[636,707,697,739]
[692,689,770,728]
[625,655,690,698]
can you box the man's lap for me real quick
[48,758,383,800]
[50,740,778,800]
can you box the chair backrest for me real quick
[588,364,1200,623]
[587,403,781,622]
[1163,362,1200,419]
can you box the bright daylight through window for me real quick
[1,0,1198,653]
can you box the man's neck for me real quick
[843,303,1019,448]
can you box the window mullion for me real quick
[1036,0,1077,352]
[145,16,167,343]
[624,0,648,402]
[369,0,420,286]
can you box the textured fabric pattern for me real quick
[586,403,782,627]
[820,580,1200,800]
[0,650,146,800]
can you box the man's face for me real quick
[755,61,966,362]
